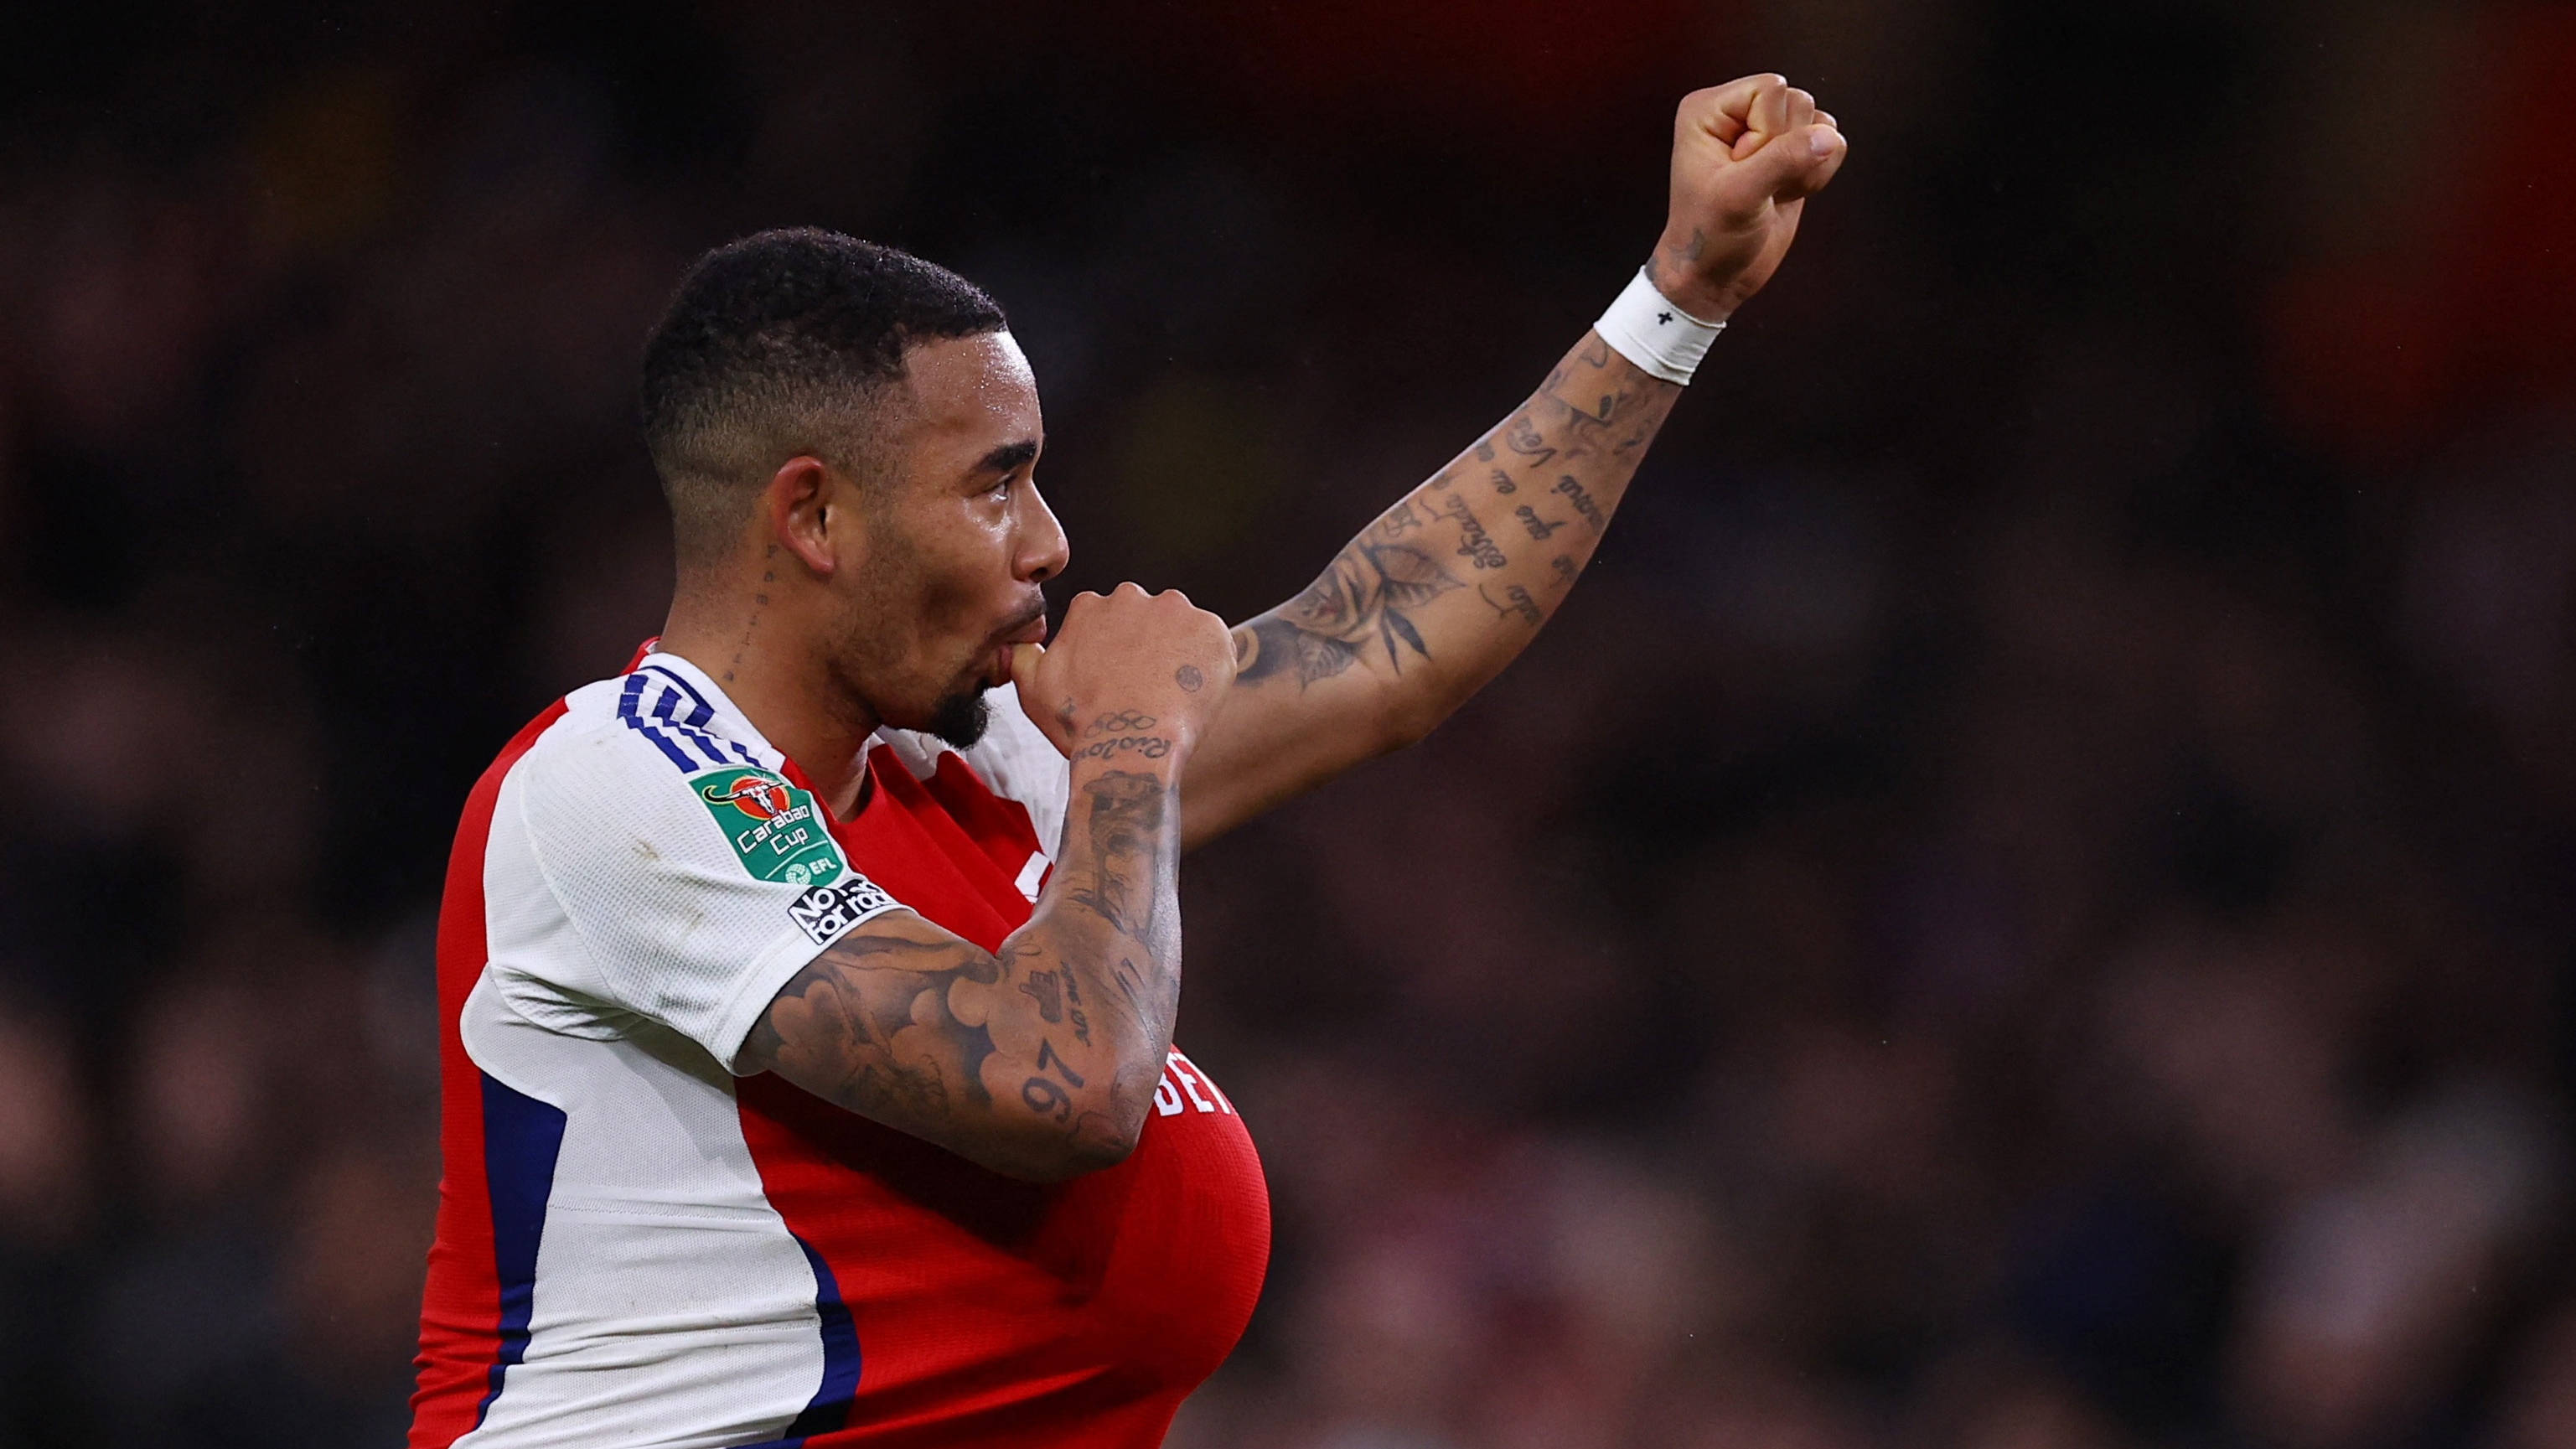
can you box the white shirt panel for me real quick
[457,975,821,1449]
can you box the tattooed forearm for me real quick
[1553,475,1605,533]
[1235,530,1464,689]
[1064,768,1172,950]
[1502,412,1558,469]
[1230,329,1679,725]
[1441,493,1508,570]
[1479,582,1543,626]
[1514,505,1566,541]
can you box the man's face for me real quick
[827,331,1067,744]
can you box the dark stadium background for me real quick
[2,2,2573,1445]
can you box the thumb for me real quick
[1009,640,1047,683]
[1720,122,1845,211]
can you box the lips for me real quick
[990,606,1050,686]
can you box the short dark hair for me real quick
[639,229,1006,566]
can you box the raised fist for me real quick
[1648,74,1848,323]
[1009,583,1236,760]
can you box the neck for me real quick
[658,586,878,816]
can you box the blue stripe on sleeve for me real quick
[617,674,702,772]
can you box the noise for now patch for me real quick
[789,876,899,946]
[691,767,847,887]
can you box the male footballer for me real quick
[409,74,1844,1449]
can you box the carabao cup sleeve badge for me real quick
[691,767,850,888]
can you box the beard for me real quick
[927,688,992,748]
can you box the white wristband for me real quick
[1593,267,1725,385]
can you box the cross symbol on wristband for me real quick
[1656,311,1673,324]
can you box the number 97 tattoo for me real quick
[1022,1037,1086,1120]
[1022,1075,1071,1120]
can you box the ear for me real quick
[763,456,858,577]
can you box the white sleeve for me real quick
[956,686,1072,858]
[506,727,906,1072]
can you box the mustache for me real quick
[993,596,1048,644]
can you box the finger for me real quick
[1791,123,1849,197]
[1815,110,1839,132]
[1782,87,1816,134]
[1676,73,1782,148]
[1735,80,1812,162]
[1746,77,1794,144]
[1721,122,1846,209]
[1007,640,1046,684]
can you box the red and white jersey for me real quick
[409,648,1270,1449]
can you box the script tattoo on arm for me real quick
[1233,332,1676,694]
[1478,582,1544,626]
[1502,412,1558,469]
[1074,710,1172,763]
[1514,505,1566,541]
[1441,493,1508,570]
[1192,329,1686,846]
[1553,475,1606,533]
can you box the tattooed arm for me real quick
[1180,75,1845,849]
[739,585,1234,1182]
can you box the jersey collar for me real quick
[628,638,882,809]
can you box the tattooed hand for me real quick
[1647,75,1847,323]
[1009,582,1236,760]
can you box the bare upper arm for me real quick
[736,909,1130,1182]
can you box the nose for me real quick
[1016,479,1071,584]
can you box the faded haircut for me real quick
[639,229,1006,569]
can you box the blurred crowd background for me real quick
[0,2,2572,1446]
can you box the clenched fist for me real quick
[1648,75,1848,323]
[1008,583,1236,762]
